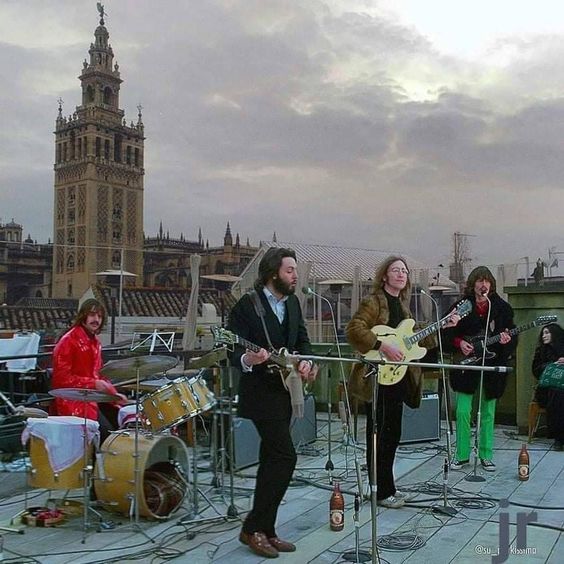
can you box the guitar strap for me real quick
[249,290,304,416]
[249,290,275,351]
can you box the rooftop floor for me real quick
[0,414,562,563]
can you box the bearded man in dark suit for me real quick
[228,247,315,558]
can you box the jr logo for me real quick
[491,499,537,564]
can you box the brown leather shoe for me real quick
[268,536,296,552]
[239,531,279,558]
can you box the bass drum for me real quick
[94,431,189,520]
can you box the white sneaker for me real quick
[377,495,405,509]
[450,458,469,470]
[394,490,414,502]
[480,459,496,472]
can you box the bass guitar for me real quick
[363,299,472,385]
[460,315,557,365]
[210,326,295,375]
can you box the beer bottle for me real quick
[518,443,530,481]
[329,481,345,531]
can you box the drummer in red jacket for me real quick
[51,298,127,438]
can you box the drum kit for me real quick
[18,354,223,541]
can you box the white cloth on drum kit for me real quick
[21,416,99,472]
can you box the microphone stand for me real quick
[420,290,458,516]
[465,292,492,483]
[293,355,508,564]
[302,288,364,490]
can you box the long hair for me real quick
[372,255,411,304]
[463,266,497,297]
[254,247,297,291]
[537,323,564,352]
[72,298,106,334]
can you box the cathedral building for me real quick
[52,10,144,298]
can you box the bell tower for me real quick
[53,6,144,298]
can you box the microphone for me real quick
[301,286,314,295]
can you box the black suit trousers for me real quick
[365,387,404,500]
[242,417,297,537]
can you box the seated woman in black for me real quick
[532,323,564,451]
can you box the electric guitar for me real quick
[460,315,558,365]
[363,299,472,385]
[210,326,295,374]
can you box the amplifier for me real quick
[400,393,440,444]
[231,394,316,469]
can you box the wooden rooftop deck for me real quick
[0,415,562,564]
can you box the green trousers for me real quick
[455,391,496,461]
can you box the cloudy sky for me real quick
[1,0,564,275]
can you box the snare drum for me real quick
[23,416,98,490]
[141,378,198,432]
[94,431,189,520]
[188,375,216,414]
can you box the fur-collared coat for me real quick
[346,289,434,408]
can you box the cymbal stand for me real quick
[177,412,227,525]
[130,367,154,540]
[209,389,222,489]
[107,369,154,542]
[79,412,102,543]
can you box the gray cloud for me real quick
[1,0,563,270]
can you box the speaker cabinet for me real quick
[400,393,440,444]
[231,394,317,469]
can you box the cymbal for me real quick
[99,355,179,381]
[14,406,49,418]
[188,348,229,369]
[49,388,121,403]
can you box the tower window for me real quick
[95,137,101,157]
[114,134,122,162]
[86,85,94,103]
[104,139,110,160]
[103,86,112,105]
[134,148,140,167]
[126,145,131,164]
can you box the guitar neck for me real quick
[234,335,287,367]
[483,320,537,346]
[407,315,449,346]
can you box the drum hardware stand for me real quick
[176,413,231,526]
[126,367,155,542]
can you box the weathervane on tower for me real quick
[96,3,106,24]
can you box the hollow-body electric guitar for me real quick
[363,299,472,385]
[460,315,557,365]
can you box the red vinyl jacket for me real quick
[51,325,119,421]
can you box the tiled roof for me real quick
[0,305,75,331]
[93,285,237,318]
[16,297,78,309]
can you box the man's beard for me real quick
[272,277,295,296]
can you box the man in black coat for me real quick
[228,247,314,558]
[442,266,516,472]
